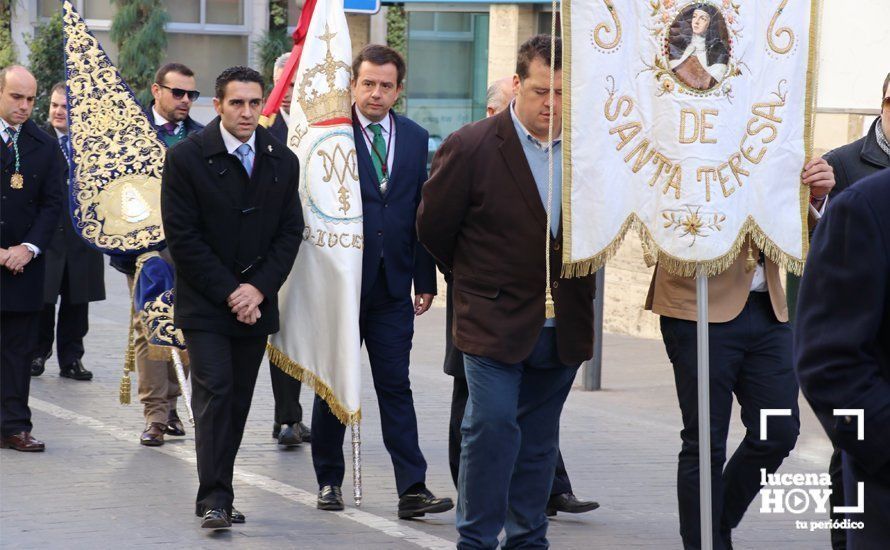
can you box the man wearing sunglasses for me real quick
[149,63,204,147]
[110,62,205,447]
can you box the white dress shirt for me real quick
[152,107,184,134]
[219,123,257,157]
[2,118,41,257]
[354,106,395,175]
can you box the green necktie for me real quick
[368,123,388,191]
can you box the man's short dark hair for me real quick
[214,66,264,100]
[50,81,66,97]
[883,72,890,99]
[155,62,195,86]
[516,35,562,81]
[352,44,406,87]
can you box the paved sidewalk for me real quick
[0,265,835,549]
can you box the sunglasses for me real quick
[158,83,200,102]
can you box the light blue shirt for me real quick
[509,101,561,325]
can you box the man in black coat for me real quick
[161,66,303,529]
[795,168,890,550]
[264,52,311,447]
[31,82,105,381]
[799,73,890,550]
[824,73,890,198]
[0,66,62,452]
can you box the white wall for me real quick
[816,0,890,112]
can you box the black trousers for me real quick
[1,311,39,437]
[37,301,88,366]
[448,373,573,495]
[183,330,267,514]
[660,292,800,550]
[269,360,304,425]
[312,267,427,496]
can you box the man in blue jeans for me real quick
[418,35,597,548]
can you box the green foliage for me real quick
[110,0,168,107]
[0,0,16,67]
[386,5,407,114]
[254,27,290,92]
[270,0,288,30]
[26,11,65,124]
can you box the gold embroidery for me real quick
[297,24,352,125]
[767,0,795,55]
[593,0,622,51]
[63,1,166,253]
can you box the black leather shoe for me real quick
[398,486,454,519]
[30,353,49,377]
[60,359,93,381]
[195,506,245,523]
[278,424,301,447]
[201,508,231,529]
[297,421,311,443]
[317,485,344,511]
[166,410,186,437]
[546,492,600,517]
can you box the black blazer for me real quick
[268,112,288,144]
[795,168,890,482]
[1,119,62,312]
[161,118,303,336]
[352,110,436,300]
[824,117,890,198]
[42,130,105,305]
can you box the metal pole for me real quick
[352,421,362,506]
[696,271,713,550]
[583,267,605,391]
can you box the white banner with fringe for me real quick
[562,0,817,277]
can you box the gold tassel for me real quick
[545,291,556,319]
[745,241,757,272]
[119,373,131,404]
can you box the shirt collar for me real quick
[509,100,561,152]
[152,107,184,131]
[54,128,67,139]
[0,117,21,143]
[354,105,392,136]
[219,121,256,156]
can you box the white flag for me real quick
[563,0,817,277]
[269,0,363,425]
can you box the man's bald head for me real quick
[486,77,515,118]
[0,65,38,126]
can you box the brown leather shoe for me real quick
[1,432,45,452]
[140,423,166,446]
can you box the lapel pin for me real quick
[268,145,273,152]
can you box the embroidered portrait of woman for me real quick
[667,3,730,91]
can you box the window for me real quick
[406,10,489,163]
[37,0,250,105]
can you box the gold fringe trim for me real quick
[560,0,816,281]
[562,214,806,279]
[259,113,275,129]
[266,343,361,426]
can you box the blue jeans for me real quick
[456,328,578,549]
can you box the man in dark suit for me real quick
[265,52,311,447]
[31,82,105,381]
[0,65,62,452]
[311,44,452,518]
[442,76,598,518]
[825,73,890,198]
[113,63,204,446]
[161,66,303,529]
[795,168,890,550]
[804,73,890,550]
[417,36,597,547]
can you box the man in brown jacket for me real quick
[647,158,834,548]
[418,35,595,549]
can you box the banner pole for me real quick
[352,421,362,506]
[696,270,713,550]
